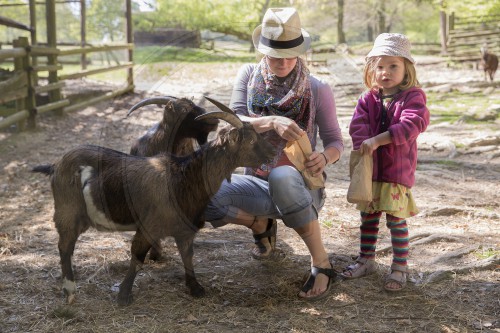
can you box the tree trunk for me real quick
[377,0,386,34]
[440,10,448,54]
[250,0,271,53]
[337,0,346,44]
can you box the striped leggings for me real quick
[358,212,409,268]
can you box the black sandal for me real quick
[251,219,277,260]
[298,264,336,301]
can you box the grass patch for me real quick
[321,220,334,229]
[134,45,255,64]
[433,159,462,168]
[426,90,491,124]
[474,247,499,260]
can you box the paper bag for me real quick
[347,150,373,203]
[283,134,325,190]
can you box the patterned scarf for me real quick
[246,56,315,173]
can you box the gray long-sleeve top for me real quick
[229,63,344,155]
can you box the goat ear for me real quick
[227,128,241,147]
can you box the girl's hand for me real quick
[359,132,392,155]
[305,151,326,177]
[272,116,305,141]
[360,138,379,155]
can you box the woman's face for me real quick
[266,56,298,77]
[374,56,406,95]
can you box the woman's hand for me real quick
[305,151,327,177]
[272,116,305,141]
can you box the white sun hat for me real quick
[366,33,415,64]
[252,7,311,58]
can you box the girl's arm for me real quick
[360,131,391,155]
[349,93,372,150]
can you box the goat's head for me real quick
[480,43,489,58]
[126,96,219,145]
[197,96,275,167]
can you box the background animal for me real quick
[32,98,275,306]
[480,44,498,82]
[127,96,219,260]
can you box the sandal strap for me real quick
[252,219,276,241]
[300,264,336,293]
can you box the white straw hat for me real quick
[366,33,415,64]
[252,7,311,58]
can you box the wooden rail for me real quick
[0,39,134,131]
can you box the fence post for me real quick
[46,0,63,116]
[20,37,36,129]
[12,37,36,131]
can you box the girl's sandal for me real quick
[384,268,407,292]
[251,219,277,260]
[341,258,377,279]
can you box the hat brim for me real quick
[252,25,311,58]
[366,48,415,64]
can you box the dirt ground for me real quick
[0,55,499,333]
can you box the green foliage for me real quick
[426,90,492,124]
[133,45,255,64]
[87,0,126,42]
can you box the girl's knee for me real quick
[386,215,407,229]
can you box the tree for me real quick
[337,0,346,44]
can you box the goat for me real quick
[127,96,219,260]
[480,44,498,82]
[32,97,275,306]
[127,96,219,157]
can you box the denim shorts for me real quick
[205,166,325,229]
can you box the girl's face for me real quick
[374,56,406,95]
[266,56,298,77]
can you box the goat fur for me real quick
[32,101,275,306]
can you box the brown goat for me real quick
[128,96,219,158]
[127,96,219,260]
[32,98,275,306]
[480,45,498,82]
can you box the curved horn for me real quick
[126,96,178,117]
[204,96,235,115]
[195,111,243,129]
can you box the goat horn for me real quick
[201,96,242,128]
[126,96,178,117]
[196,111,243,129]
[204,96,236,115]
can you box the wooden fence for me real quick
[446,13,500,63]
[0,37,134,131]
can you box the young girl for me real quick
[342,33,430,291]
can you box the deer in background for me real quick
[480,44,498,82]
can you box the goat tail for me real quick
[32,164,54,176]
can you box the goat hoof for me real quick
[190,285,205,298]
[148,251,163,262]
[66,294,76,305]
[117,293,133,306]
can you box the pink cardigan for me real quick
[349,87,430,188]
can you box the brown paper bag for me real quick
[283,134,325,190]
[347,150,373,203]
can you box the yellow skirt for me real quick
[356,182,419,219]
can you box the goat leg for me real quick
[118,230,151,306]
[174,234,205,297]
[57,229,79,304]
[148,241,163,261]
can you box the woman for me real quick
[205,7,343,300]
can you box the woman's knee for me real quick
[268,166,306,199]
